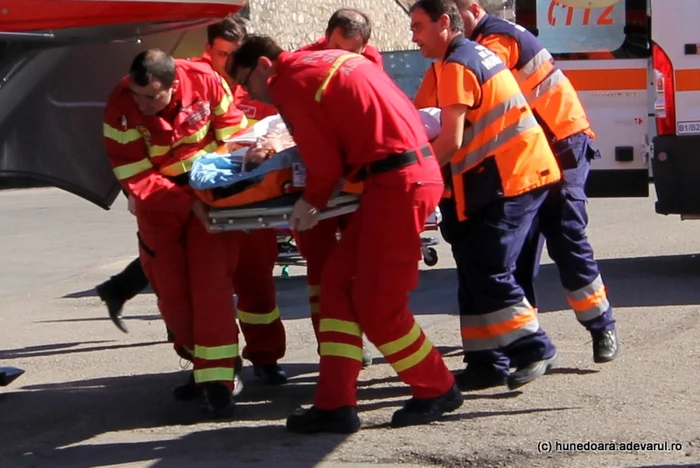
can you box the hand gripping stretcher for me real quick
[189,111,444,270]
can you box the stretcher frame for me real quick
[206,193,360,233]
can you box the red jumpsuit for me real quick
[103,60,247,391]
[191,53,286,365]
[293,39,383,340]
[269,49,456,409]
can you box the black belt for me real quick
[356,145,433,180]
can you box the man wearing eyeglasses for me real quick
[228,35,463,434]
[103,48,247,419]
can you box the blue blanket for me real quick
[189,146,303,190]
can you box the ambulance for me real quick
[511,0,700,218]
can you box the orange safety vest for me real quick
[473,14,593,142]
[441,37,561,220]
[414,62,454,199]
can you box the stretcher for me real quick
[190,110,445,272]
[206,191,360,232]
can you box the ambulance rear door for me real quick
[514,0,651,198]
[648,0,700,216]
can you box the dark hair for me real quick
[129,49,176,87]
[207,13,247,45]
[325,8,372,44]
[226,35,284,78]
[410,0,465,33]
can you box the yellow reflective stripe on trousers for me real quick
[159,141,219,177]
[319,342,363,361]
[215,114,249,141]
[148,123,212,158]
[309,303,321,314]
[391,338,433,373]
[319,318,362,337]
[103,123,142,144]
[377,322,421,356]
[113,158,154,180]
[308,285,321,297]
[194,343,239,360]
[194,367,235,383]
[238,307,281,325]
[314,53,359,102]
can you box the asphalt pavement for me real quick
[1,186,699,468]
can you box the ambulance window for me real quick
[513,0,650,60]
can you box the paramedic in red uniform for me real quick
[455,0,619,363]
[228,35,463,433]
[410,0,561,391]
[295,8,381,367]
[193,13,288,386]
[103,49,247,418]
[97,15,289,389]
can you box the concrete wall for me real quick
[245,0,418,52]
[244,0,514,52]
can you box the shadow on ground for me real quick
[61,253,700,326]
[0,365,577,468]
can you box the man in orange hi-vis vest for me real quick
[410,0,561,392]
[455,0,618,364]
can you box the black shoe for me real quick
[0,366,24,387]
[507,352,559,390]
[454,367,507,391]
[202,383,235,419]
[166,327,175,343]
[391,384,464,428]
[95,281,128,333]
[286,406,361,434]
[253,364,288,385]
[592,329,619,363]
[172,373,203,401]
[173,372,243,400]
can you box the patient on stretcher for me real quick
[189,109,442,208]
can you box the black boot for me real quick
[172,373,203,401]
[95,258,149,333]
[95,280,128,333]
[286,406,361,434]
[592,328,619,363]
[202,383,235,419]
[253,364,288,385]
[390,384,464,428]
[454,367,507,391]
[507,352,559,390]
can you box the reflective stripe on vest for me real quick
[159,140,219,177]
[451,92,539,175]
[314,53,359,102]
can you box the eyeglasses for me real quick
[238,66,256,92]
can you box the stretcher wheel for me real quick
[423,247,438,267]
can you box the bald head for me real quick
[129,49,176,88]
[453,0,487,37]
[324,8,372,53]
